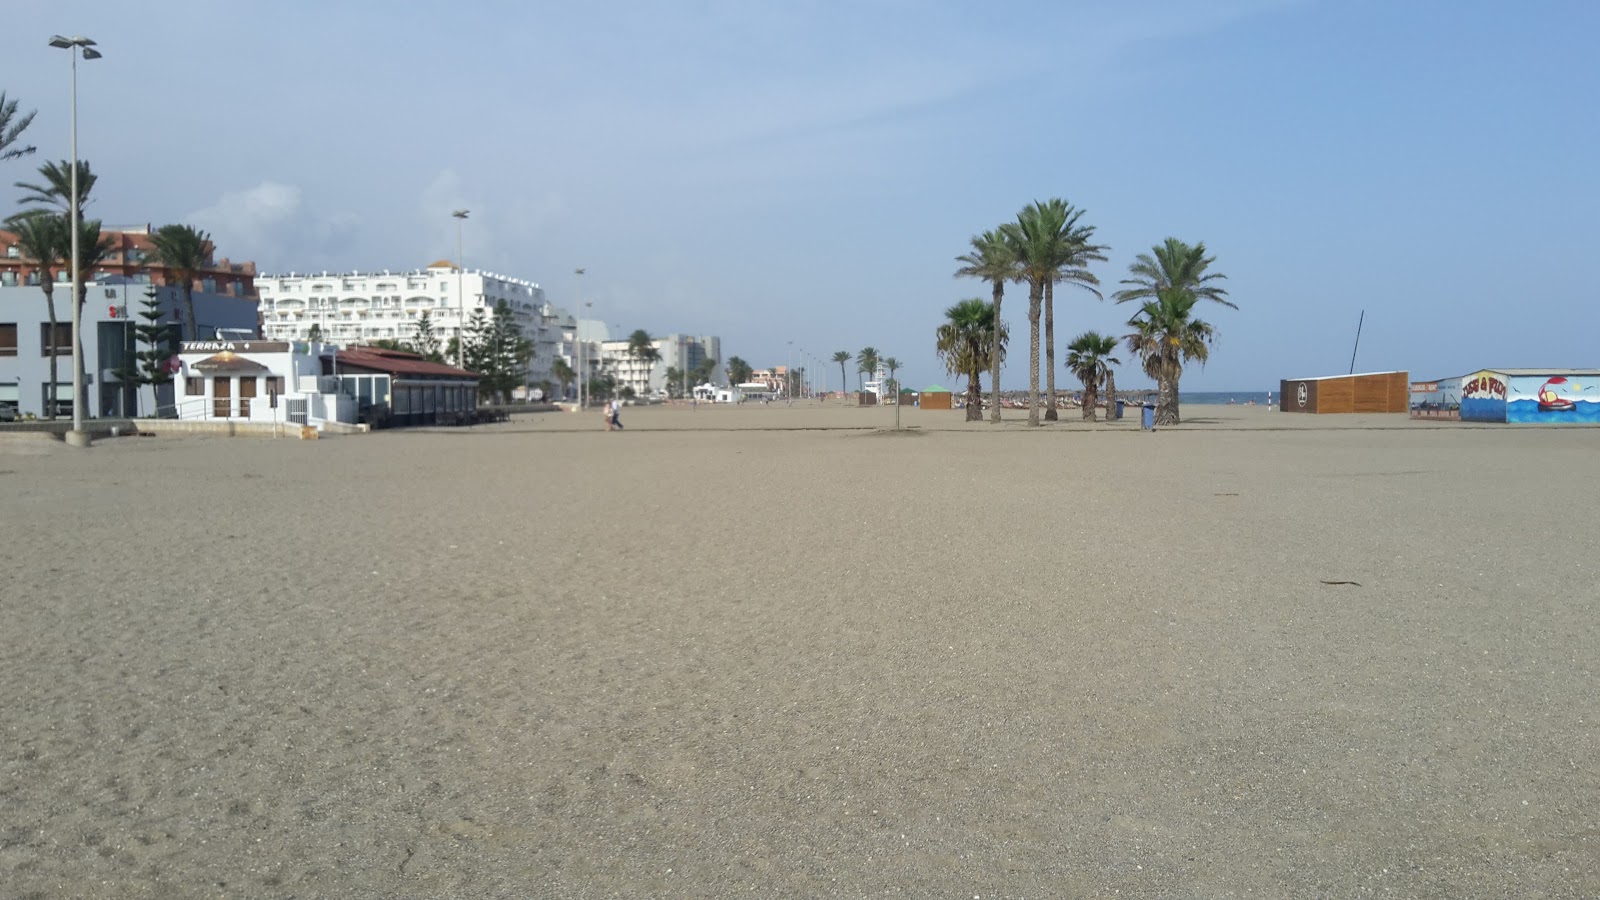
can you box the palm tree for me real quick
[1065,331,1119,422]
[625,329,659,396]
[831,350,851,398]
[1000,203,1068,426]
[955,229,1018,424]
[551,358,577,400]
[936,298,1007,422]
[145,224,212,340]
[726,356,752,386]
[1038,200,1107,421]
[8,212,65,418]
[1123,289,1216,425]
[1,92,37,163]
[14,159,96,215]
[1112,237,1234,310]
[1113,238,1232,426]
[1103,359,1120,422]
[69,218,116,396]
[857,346,879,394]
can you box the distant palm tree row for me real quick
[952,199,1234,426]
[826,347,894,395]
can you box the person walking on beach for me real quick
[609,398,624,430]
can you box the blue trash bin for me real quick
[1115,399,1126,420]
[1141,403,1155,431]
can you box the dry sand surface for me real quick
[2,405,1597,898]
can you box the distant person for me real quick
[609,398,624,430]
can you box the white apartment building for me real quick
[596,332,722,398]
[254,261,566,389]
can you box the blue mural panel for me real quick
[1506,375,1600,424]
[1460,371,1506,422]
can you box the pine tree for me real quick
[133,287,176,416]
[413,310,442,362]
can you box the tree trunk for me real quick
[76,282,90,417]
[1027,280,1042,427]
[1105,369,1118,422]
[1082,379,1097,420]
[1044,280,1058,421]
[839,362,847,398]
[966,367,983,421]
[43,286,58,420]
[183,284,198,341]
[1156,354,1181,426]
[989,278,1003,424]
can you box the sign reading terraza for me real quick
[180,341,292,353]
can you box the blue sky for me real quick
[6,0,1596,391]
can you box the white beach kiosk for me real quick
[173,339,353,431]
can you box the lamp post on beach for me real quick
[574,268,585,407]
[51,34,101,442]
[451,209,469,372]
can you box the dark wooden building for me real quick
[1280,371,1409,414]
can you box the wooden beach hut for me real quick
[1279,371,1408,414]
[918,384,953,410]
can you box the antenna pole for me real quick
[1348,310,1365,375]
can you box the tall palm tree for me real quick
[625,329,659,396]
[551,358,577,399]
[14,159,96,215]
[1065,331,1119,422]
[8,212,65,418]
[0,92,37,163]
[936,298,1007,422]
[69,218,116,398]
[1112,237,1234,310]
[145,224,212,340]
[726,356,752,386]
[1123,289,1216,425]
[1035,199,1107,421]
[831,350,851,397]
[1103,358,1120,422]
[955,229,1018,424]
[1000,202,1070,426]
[856,346,879,395]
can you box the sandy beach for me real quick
[3,405,1597,898]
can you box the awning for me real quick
[190,352,270,374]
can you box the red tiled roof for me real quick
[337,346,478,379]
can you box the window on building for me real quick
[440,282,448,292]
[0,323,15,356]
[25,271,39,286]
[0,382,18,416]
[0,271,16,287]
[202,278,217,293]
[56,269,71,283]
[39,322,71,356]
[267,376,285,408]
[5,245,18,258]
[185,376,203,396]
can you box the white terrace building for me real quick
[254,261,566,388]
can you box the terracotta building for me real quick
[0,224,258,299]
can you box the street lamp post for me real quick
[451,211,469,378]
[50,35,100,442]
[574,268,585,408]
[786,341,793,405]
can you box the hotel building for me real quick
[254,262,568,390]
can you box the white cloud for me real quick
[186,182,302,260]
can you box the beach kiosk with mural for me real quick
[1458,368,1600,423]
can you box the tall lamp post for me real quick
[451,210,469,376]
[51,35,100,442]
[573,268,585,407]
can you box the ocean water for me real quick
[1178,390,1276,406]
